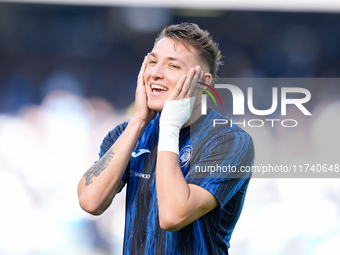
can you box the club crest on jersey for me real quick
[179,145,192,167]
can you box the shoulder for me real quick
[193,109,253,146]
[189,110,255,169]
[104,120,130,145]
[98,121,129,158]
[99,114,160,158]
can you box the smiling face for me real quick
[144,37,205,112]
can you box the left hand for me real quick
[167,65,205,101]
[159,66,205,136]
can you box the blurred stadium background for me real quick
[0,1,340,254]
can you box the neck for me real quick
[182,100,202,128]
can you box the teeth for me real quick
[151,84,168,91]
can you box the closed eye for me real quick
[170,64,180,69]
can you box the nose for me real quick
[150,62,164,80]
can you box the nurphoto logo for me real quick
[199,82,312,128]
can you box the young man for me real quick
[78,23,254,254]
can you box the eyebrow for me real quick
[149,52,187,67]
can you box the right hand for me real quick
[133,55,157,124]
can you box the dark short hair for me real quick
[155,22,223,79]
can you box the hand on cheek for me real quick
[158,66,205,148]
[168,65,205,101]
[134,55,156,123]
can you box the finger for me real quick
[137,55,149,88]
[183,66,201,98]
[167,74,187,101]
[195,69,209,90]
[191,69,205,94]
[176,67,196,99]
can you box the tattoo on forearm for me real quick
[84,149,114,186]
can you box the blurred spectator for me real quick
[0,3,340,255]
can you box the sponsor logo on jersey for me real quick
[179,145,192,167]
[131,149,151,158]
[129,170,150,179]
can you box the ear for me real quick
[203,72,213,85]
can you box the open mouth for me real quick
[151,84,169,94]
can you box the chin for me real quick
[147,100,165,112]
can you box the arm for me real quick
[78,118,148,215]
[156,66,218,231]
[156,152,218,231]
[78,55,156,215]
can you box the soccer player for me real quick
[78,23,254,254]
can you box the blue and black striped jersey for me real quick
[99,109,255,255]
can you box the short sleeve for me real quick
[97,121,130,188]
[98,121,128,158]
[186,130,254,208]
